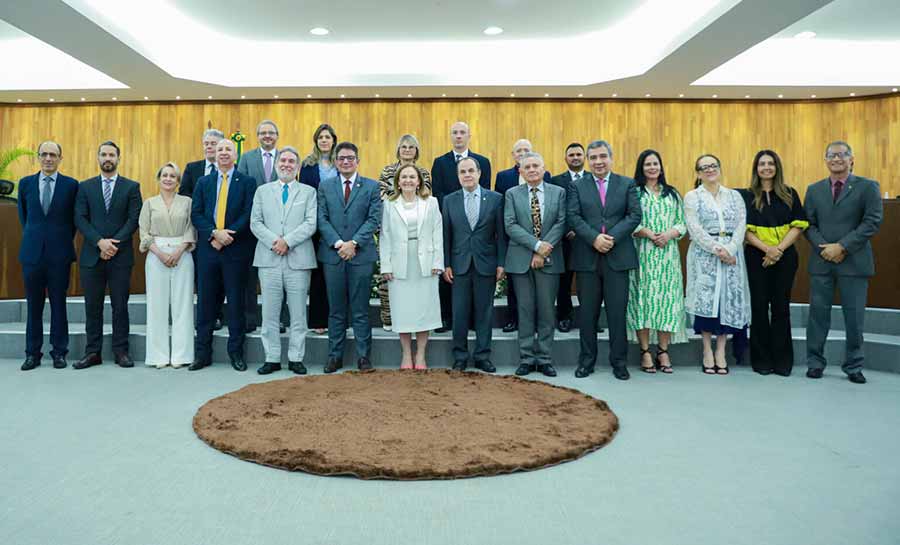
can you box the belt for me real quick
[708,232,733,237]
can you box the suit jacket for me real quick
[430,150,491,208]
[179,159,212,197]
[549,171,581,191]
[442,188,507,276]
[804,174,883,277]
[379,196,443,279]
[250,181,318,270]
[237,147,280,187]
[567,172,641,272]
[299,163,322,190]
[17,172,79,266]
[191,169,257,262]
[316,174,382,265]
[495,165,551,196]
[504,183,567,274]
[74,175,142,268]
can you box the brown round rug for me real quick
[193,369,619,479]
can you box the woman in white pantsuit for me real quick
[380,165,443,369]
[139,162,197,368]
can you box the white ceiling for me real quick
[1,0,899,103]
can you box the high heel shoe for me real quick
[702,353,716,374]
[639,348,656,373]
[400,360,413,370]
[655,347,673,374]
[414,361,427,370]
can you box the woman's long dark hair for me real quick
[633,149,679,199]
[303,123,337,167]
[749,149,793,210]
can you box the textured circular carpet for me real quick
[193,369,619,479]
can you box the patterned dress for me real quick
[626,188,688,343]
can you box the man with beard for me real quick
[549,142,586,332]
[73,141,143,369]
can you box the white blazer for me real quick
[379,195,444,279]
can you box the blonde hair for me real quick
[156,161,181,181]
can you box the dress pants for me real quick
[323,261,374,360]
[144,238,195,366]
[307,262,329,329]
[23,258,72,358]
[81,260,132,356]
[195,252,249,361]
[451,270,496,364]
[511,270,559,366]
[806,271,869,374]
[556,238,575,320]
[439,275,453,324]
[259,262,311,363]
[576,256,630,370]
[245,263,260,329]
[746,247,797,374]
[505,276,519,323]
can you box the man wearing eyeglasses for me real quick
[17,141,80,371]
[804,140,883,384]
[317,142,382,373]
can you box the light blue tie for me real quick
[465,192,478,229]
[282,183,289,205]
[41,177,52,214]
[103,179,113,211]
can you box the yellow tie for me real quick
[216,172,229,229]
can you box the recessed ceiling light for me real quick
[810,94,816,98]
[474,93,479,97]
[310,27,329,36]
[273,95,279,98]
[80,97,86,101]
[307,94,312,98]
[175,96,181,100]
[745,94,751,99]
[893,88,899,92]
[49,98,55,102]
[340,94,345,98]
[240,95,246,99]
[611,93,618,97]
[678,93,684,98]
[777,94,784,98]
[794,31,816,40]
[112,97,117,101]
[483,26,503,36]
[17,98,22,102]
[407,93,412,98]
[544,93,550,97]
[208,95,213,99]
[849,92,856,97]
[441,93,447,97]
[144,96,149,100]
[510,93,515,97]
[644,93,651,98]
[374,93,380,98]
[577,93,584,97]
[712,94,718,98]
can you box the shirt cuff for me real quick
[334,239,344,249]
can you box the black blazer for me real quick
[179,159,209,197]
[430,151,491,208]
[495,165,550,195]
[567,172,641,272]
[17,172,79,266]
[74,175,143,268]
[442,188,507,276]
[299,163,323,190]
[191,169,257,263]
[549,171,579,191]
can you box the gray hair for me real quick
[825,140,853,157]
[279,145,301,162]
[586,140,613,158]
[520,151,544,166]
[395,133,421,161]
[512,139,532,151]
[202,129,225,142]
[256,119,279,135]
[37,140,62,156]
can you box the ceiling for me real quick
[1,0,898,104]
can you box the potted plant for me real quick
[0,147,36,200]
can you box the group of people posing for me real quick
[17,120,883,383]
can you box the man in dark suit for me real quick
[804,140,883,384]
[430,121,492,332]
[494,139,551,333]
[549,142,586,333]
[17,141,79,371]
[442,156,506,372]
[567,140,641,380]
[189,139,257,372]
[317,142,382,373]
[73,141,143,369]
[237,120,281,333]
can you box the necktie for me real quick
[41,176,52,214]
[465,191,478,230]
[455,154,462,163]
[598,178,607,234]
[103,179,113,212]
[264,152,273,182]
[216,172,229,229]
[208,164,217,176]
[344,179,352,204]
[573,172,582,181]
[282,183,289,205]
[833,180,844,203]
[530,186,542,238]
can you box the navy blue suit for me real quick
[191,168,257,361]
[178,159,210,198]
[17,172,79,358]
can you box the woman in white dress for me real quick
[138,162,197,368]
[684,154,751,375]
[380,164,444,369]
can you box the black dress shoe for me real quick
[557,319,572,333]
[773,369,792,377]
[806,368,824,379]
[114,353,134,368]
[230,354,247,372]
[613,367,631,381]
[245,325,257,333]
[538,364,557,377]
[474,360,496,373]
[288,361,307,375]
[358,357,373,371]
[213,317,224,331]
[188,359,210,371]
[574,365,594,378]
[257,362,281,375]
[502,320,518,333]
[847,371,867,384]
[73,353,102,370]
[435,321,451,333]
[754,368,773,376]
[515,363,534,376]
[21,356,41,371]
[324,358,342,373]
[52,355,67,369]
[452,361,468,371]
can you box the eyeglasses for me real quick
[696,164,720,172]
[38,152,60,159]
[825,151,851,160]
[336,156,358,162]
[258,131,278,137]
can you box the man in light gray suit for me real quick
[504,152,567,377]
[250,146,318,375]
[442,157,507,373]
[804,140,883,384]
[238,119,281,332]
[317,142,382,373]
[567,140,641,380]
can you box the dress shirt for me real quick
[569,170,584,181]
[453,149,470,162]
[139,194,197,252]
[100,173,119,191]
[204,161,216,176]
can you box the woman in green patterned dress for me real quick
[627,150,688,373]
